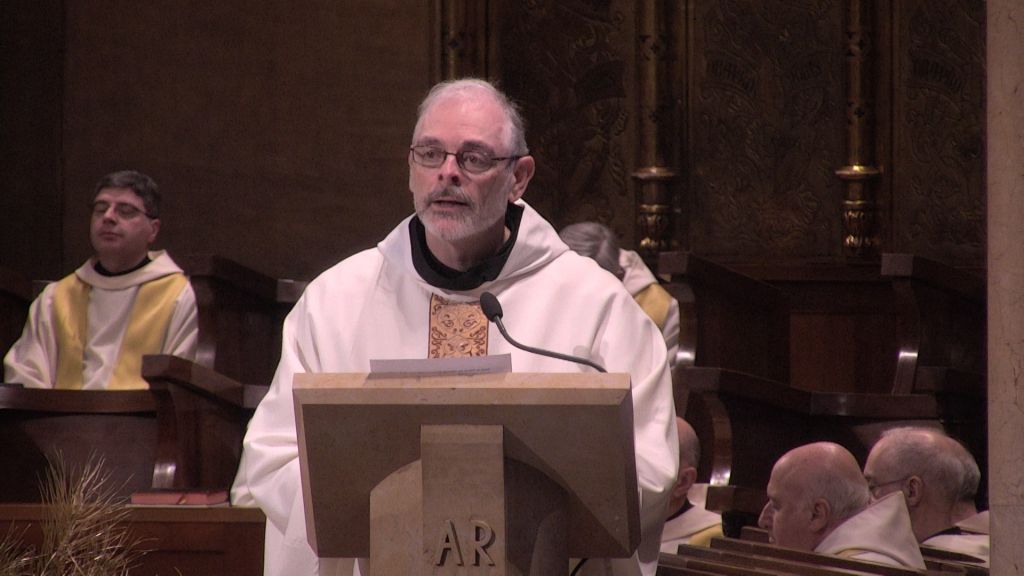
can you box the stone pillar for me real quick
[986,0,1024,572]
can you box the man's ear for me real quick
[672,466,697,501]
[507,155,535,203]
[904,476,924,506]
[809,498,831,534]
[148,218,161,244]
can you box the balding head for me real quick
[864,427,971,541]
[759,442,870,551]
[667,417,701,515]
[677,417,701,470]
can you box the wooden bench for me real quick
[711,536,985,575]
[662,541,923,575]
[0,503,265,576]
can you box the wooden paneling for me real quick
[496,0,640,245]
[687,1,848,260]
[892,0,985,266]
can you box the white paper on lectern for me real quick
[369,354,512,377]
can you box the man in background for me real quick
[660,417,723,552]
[559,221,680,366]
[759,442,925,569]
[3,170,197,389]
[863,427,989,564]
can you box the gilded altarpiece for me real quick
[892,0,985,267]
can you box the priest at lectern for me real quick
[231,78,679,576]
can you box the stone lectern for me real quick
[293,371,640,575]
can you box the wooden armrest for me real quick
[143,354,245,406]
[142,354,269,410]
[176,253,305,387]
[882,253,984,304]
[0,385,155,413]
[142,354,261,489]
[277,278,308,304]
[659,251,785,307]
[179,254,280,302]
[684,367,939,419]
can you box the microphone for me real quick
[480,291,607,373]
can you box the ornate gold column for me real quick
[633,0,682,261]
[836,0,881,257]
[987,0,1024,572]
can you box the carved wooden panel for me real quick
[687,0,847,259]
[892,0,985,266]
[495,1,639,246]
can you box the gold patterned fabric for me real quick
[428,294,488,358]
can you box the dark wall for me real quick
[0,0,985,281]
[0,0,64,281]
[3,0,432,282]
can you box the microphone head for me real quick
[479,291,503,322]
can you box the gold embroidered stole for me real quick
[428,294,489,358]
[633,283,673,330]
[53,272,188,389]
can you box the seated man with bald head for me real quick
[759,442,925,569]
[864,427,989,564]
[660,417,723,552]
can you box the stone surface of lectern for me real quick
[294,370,640,575]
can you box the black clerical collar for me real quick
[94,256,151,277]
[410,203,523,291]
[666,499,694,522]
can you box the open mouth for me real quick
[431,198,470,209]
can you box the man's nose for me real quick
[436,153,462,186]
[757,504,772,529]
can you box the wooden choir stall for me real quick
[658,251,986,531]
[0,254,305,576]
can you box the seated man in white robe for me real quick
[231,79,678,576]
[660,417,722,552]
[3,170,197,389]
[759,442,925,569]
[864,427,989,565]
[559,221,680,367]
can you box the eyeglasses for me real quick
[91,201,155,220]
[409,145,523,174]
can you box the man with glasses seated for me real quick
[863,427,990,565]
[232,78,677,576]
[3,170,197,389]
[759,442,925,569]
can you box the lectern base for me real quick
[369,425,568,575]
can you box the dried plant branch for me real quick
[0,452,148,576]
[0,524,33,576]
